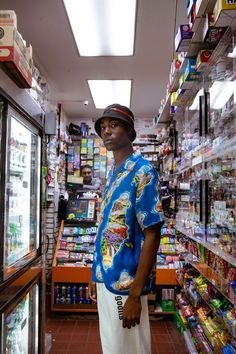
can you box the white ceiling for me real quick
[1,0,187,121]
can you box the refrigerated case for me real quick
[0,67,45,354]
[0,98,41,280]
[0,264,43,354]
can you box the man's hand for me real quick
[88,281,97,303]
[122,294,141,329]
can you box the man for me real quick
[89,103,163,354]
[80,164,100,191]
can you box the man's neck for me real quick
[113,145,134,171]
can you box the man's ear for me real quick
[127,126,133,140]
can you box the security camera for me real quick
[83,100,89,106]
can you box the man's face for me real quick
[81,167,92,184]
[100,117,131,151]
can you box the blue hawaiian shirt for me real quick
[92,151,163,295]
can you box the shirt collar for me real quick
[123,151,142,171]
[110,150,141,176]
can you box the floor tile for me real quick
[47,315,189,354]
[156,342,176,354]
[67,341,87,350]
[50,341,69,352]
[153,333,171,343]
[53,333,73,342]
[70,333,88,343]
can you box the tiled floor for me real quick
[46,315,189,354]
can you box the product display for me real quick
[1,1,236,352]
[176,265,236,353]
[54,283,94,305]
[156,223,185,269]
[56,223,97,267]
[51,221,97,312]
[66,198,97,221]
[67,136,113,190]
[157,2,236,351]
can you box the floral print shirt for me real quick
[92,151,163,295]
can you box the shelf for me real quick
[188,260,235,306]
[155,268,178,285]
[169,67,183,93]
[175,225,236,267]
[204,135,236,163]
[157,94,172,125]
[52,303,97,313]
[183,329,198,354]
[195,286,236,340]
[65,219,97,225]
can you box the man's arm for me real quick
[122,224,161,328]
[83,178,101,191]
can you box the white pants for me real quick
[97,283,151,354]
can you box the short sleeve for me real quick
[134,165,164,231]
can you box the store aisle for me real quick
[46,316,189,354]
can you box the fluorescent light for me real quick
[88,80,131,108]
[189,89,204,110]
[209,81,235,109]
[63,0,136,56]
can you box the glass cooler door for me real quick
[3,106,41,280]
[175,107,204,239]
[203,32,236,259]
[1,283,39,354]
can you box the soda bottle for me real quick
[54,284,61,303]
[65,285,72,304]
[78,286,83,304]
[71,284,77,304]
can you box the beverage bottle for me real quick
[61,285,67,297]
[66,285,72,304]
[78,286,83,304]
[60,285,67,304]
[54,284,61,302]
[71,284,77,304]
[55,294,60,304]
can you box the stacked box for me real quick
[0,10,33,88]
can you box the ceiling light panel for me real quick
[64,0,136,56]
[88,80,132,108]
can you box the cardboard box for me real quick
[213,0,236,26]
[196,49,213,71]
[182,58,201,81]
[175,24,193,52]
[202,14,227,48]
[171,92,177,105]
[0,26,33,88]
[161,300,175,312]
[0,10,17,27]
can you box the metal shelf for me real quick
[188,260,235,306]
[195,284,236,339]
[157,94,172,125]
[175,225,236,267]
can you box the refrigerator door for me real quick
[3,106,41,280]
[1,282,39,354]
